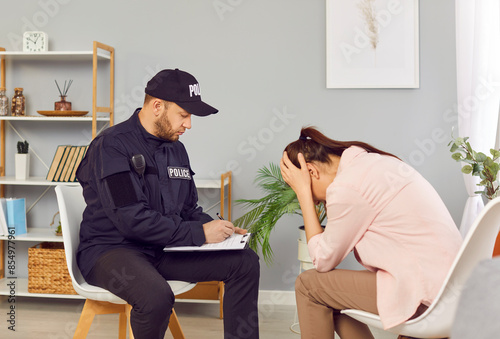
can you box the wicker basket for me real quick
[28,242,77,295]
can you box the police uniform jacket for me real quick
[76,109,211,278]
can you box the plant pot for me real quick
[15,153,29,180]
[299,226,307,243]
[298,225,326,242]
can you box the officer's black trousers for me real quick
[86,247,260,339]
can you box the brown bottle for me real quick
[11,87,26,116]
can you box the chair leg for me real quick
[73,300,96,339]
[125,304,135,339]
[74,299,127,339]
[118,311,127,339]
[218,281,224,319]
[168,309,186,339]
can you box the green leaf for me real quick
[450,143,459,152]
[461,165,473,174]
[475,152,488,162]
[478,178,490,186]
[472,163,483,175]
[490,149,500,158]
[484,157,495,167]
[465,142,473,154]
[490,163,500,181]
[451,152,463,161]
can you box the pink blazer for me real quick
[307,146,462,329]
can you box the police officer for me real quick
[76,69,260,339]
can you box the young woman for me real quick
[280,127,462,339]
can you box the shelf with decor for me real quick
[0,41,114,299]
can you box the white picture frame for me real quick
[326,0,419,88]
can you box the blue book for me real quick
[6,198,27,236]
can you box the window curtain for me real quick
[455,0,500,237]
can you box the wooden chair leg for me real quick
[118,311,127,339]
[218,281,224,319]
[125,304,135,339]
[73,300,96,339]
[74,299,127,339]
[168,309,186,339]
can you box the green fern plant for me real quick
[233,163,326,265]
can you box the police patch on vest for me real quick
[167,166,191,180]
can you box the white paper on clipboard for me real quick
[164,233,252,252]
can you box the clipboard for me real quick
[164,233,252,252]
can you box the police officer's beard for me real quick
[154,112,179,142]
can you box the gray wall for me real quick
[1,0,465,291]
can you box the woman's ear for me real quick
[306,163,320,179]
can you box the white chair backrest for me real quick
[55,185,87,287]
[405,197,500,332]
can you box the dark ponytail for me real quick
[284,126,400,168]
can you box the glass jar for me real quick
[0,87,8,116]
[11,87,26,116]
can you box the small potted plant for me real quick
[15,140,29,180]
[449,135,500,256]
[448,136,500,200]
[233,163,326,265]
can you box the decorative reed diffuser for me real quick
[54,79,73,111]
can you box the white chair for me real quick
[341,197,500,339]
[55,184,196,339]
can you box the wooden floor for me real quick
[0,296,397,338]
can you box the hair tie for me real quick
[299,135,308,141]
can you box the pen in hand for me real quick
[216,213,246,237]
[217,213,235,238]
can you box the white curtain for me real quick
[455,0,500,237]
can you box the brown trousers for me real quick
[295,269,378,339]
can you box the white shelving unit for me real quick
[0,42,114,299]
[0,44,231,314]
[0,116,110,122]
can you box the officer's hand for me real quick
[203,220,245,243]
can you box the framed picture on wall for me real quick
[326,0,419,88]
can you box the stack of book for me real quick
[46,145,88,182]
